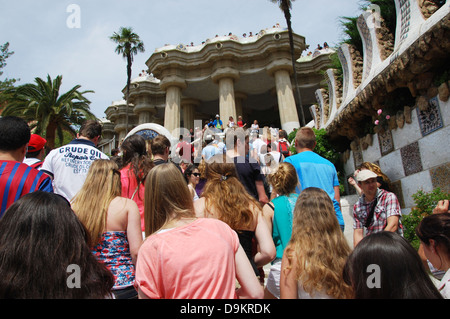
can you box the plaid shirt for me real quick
[353,188,403,236]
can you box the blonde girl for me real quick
[71,159,142,299]
[280,187,352,299]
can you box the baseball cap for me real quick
[28,134,47,152]
[356,169,378,182]
[215,114,220,118]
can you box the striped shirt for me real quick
[0,160,53,217]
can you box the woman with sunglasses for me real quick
[184,164,200,201]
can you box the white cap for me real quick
[215,114,220,117]
[356,169,378,182]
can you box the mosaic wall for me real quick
[417,96,444,136]
[343,95,449,212]
[398,0,412,43]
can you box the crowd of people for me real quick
[169,23,284,48]
[0,115,448,299]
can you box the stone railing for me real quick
[313,0,449,137]
[310,0,449,212]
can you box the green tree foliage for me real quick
[2,75,95,149]
[338,0,397,55]
[339,16,363,54]
[0,42,19,105]
[403,188,450,250]
[110,27,145,135]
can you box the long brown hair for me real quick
[0,192,114,298]
[121,134,154,199]
[201,154,259,230]
[284,187,352,299]
[144,163,195,236]
[71,159,121,247]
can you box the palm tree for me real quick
[270,0,306,127]
[2,74,95,149]
[339,16,363,54]
[110,27,145,135]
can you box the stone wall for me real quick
[343,92,449,213]
[310,0,450,212]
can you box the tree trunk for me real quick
[125,54,132,136]
[283,7,306,127]
[45,121,58,150]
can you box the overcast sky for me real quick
[0,0,363,119]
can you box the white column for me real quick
[181,99,199,130]
[164,86,181,133]
[235,92,247,120]
[274,69,300,132]
[160,76,187,134]
[212,67,239,125]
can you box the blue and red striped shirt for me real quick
[0,160,53,217]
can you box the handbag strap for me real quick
[131,181,142,200]
[364,197,378,228]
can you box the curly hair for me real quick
[201,154,260,231]
[268,162,299,196]
[284,187,352,299]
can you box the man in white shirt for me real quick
[41,120,109,201]
[250,133,266,162]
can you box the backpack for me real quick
[278,140,290,157]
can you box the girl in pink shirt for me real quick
[120,135,154,232]
[135,163,263,299]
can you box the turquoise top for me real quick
[272,193,299,259]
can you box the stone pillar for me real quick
[160,76,187,134]
[268,60,300,133]
[133,103,157,125]
[234,92,247,120]
[181,98,199,130]
[212,67,239,124]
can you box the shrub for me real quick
[402,188,449,250]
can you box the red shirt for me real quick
[0,160,53,217]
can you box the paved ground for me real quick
[341,194,359,248]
